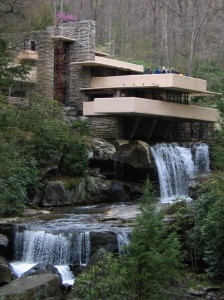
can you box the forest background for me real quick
[1,0,224,96]
[1,1,224,298]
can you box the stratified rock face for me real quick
[0,274,64,300]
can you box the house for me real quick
[9,20,219,142]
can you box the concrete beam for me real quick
[83,97,219,123]
[89,74,207,94]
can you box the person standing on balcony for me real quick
[154,67,161,74]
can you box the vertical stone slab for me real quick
[47,21,95,114]
[33,31,55,100]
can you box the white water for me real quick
[10,262,75,285]
[12,229,91,285]
[150,143,210,203]
[117,232,130,254]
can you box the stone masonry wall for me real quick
[33,31,55,101]
[47,21,95,115]
[88,116,123,139]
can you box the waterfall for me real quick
[117,232,130,254]
[150,143,210,202]
[12,228,91,285]
[14,229,91,265]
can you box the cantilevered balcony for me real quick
[16,50,38,63]
[83,97,219,123]
[82,74,214,95]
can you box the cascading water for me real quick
[10,203,134,285]
[11,227,91,285]
[150,142,210,203]
[14,229,90,265]
[117,232,130,254]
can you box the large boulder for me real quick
[113,140,151,168]
[90,231,119,256]
[0,225,15,260]
[0,235,8,248]
[0,256,12,286]
[86,177,130,203]
[64,178,86,205]
[0,274,64,300]
[22,263,61,280]
[88,138,116,160]
[42,181,66,207]
[42,179,87,207]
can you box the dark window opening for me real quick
[54,41,69,103]
[10,90,26,98]
[30,41,36,51]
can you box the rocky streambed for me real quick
[0,202,139,299]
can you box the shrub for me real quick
[193,174,224,278]
[124,179,183,299]
[59,135,88,177]
[0,143,38,215]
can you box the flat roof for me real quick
[71,56,144,73]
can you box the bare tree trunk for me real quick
[163,0,170,66]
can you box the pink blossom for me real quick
[57,12,77,23]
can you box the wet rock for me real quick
[64,178,86,205]
[69,262,85,277]
[42,181,66,206]
[88,138,116,160]
[90,231,119,256]
[85,247,109,271]
[113,140,151,168]
[0,234,8,248]
[188,288,204,297]
[0,224,15,260]
[0,256,12,286]
[0,274,64,300]
[22,263,61,281]
[27,189,43,206]
[86,178,130,203]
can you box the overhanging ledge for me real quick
[83,97,219,123]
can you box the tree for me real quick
[70,179,182,300]
[0,97,39,215]
[193,174,224,278]
[124,178,182,299]
[0,39,28,88]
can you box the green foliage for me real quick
[0,39,29,88]
[0,140,38,215]
[59,135,88,177]
[71,253,128,300]
[16,94,69,168]
[30,1,54,30]
[124,179,183,299]
[193,174,224,278]
[71,120,90,136]
[0,93,89,215]
[211,128,224,171]
[191,59,223,107]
